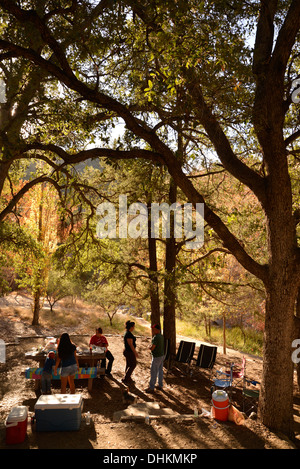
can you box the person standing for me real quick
[145,323,164,394]
[122,320,138,384]
[89,327,114,375]
[41,351,56,395]
[54,333,79,394]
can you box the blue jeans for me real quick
[41,371,52,394]
[149,355,164,390]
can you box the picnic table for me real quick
[24,348,106,392]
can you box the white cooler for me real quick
[34,394,83,432]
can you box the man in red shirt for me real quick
[89,327,114,376]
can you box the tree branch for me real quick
[285,129,300,147]
[0,3,269,284]
[270,0,300,79]
[252,0,277,76]
[0,175,61,222]
[22,142,165,165]
[184,70,267,208]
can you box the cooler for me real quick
[34,394,83,432]
[212,390,229,421]
[5,406,28,444]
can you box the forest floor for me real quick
[0,292,299,452]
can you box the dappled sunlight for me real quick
[0,302,298,449]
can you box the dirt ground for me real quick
[0,294,300,451]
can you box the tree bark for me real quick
[32,288,41,326]
[223,311,226,355]
[257,166,299,436]
[249,0,300,436]
[294,289,300,390]
[147,201,160,326]
[31,185,44,326]
[257,146,298,436]
[260,279,298,436]
[163,178,177,357]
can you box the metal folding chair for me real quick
[173,340,196,374]
[242,376,260,415]
[190,344,217,378]
[211,363,234,397]
[225,356,246,387]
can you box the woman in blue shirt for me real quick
[54,333,79,394]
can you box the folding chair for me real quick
[225,356,246,387]
[190,344,217,378]
[173,340,196,374]
[242,376,260,415]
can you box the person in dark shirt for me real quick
[54,333,79,394]
[122,321,138,384]
[41,351,56,394]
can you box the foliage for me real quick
[45,269,80,311]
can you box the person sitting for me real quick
[89,327,114,376]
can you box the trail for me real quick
[130,313,262,364]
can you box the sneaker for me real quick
[145,387,155,394]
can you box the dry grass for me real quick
[1,293,150,338]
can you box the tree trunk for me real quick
[31,185,44,326]
[294,289,300,390]
[259,207,299,437]
[163,239,176,357]
[251,54,300,435]
[32,288,41,326]
[204,314,208,336]
[223,311,226,355]
[258,163,298,436]
[147,201,160,326]
[259,279,298,437]
[163,178,177,356]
